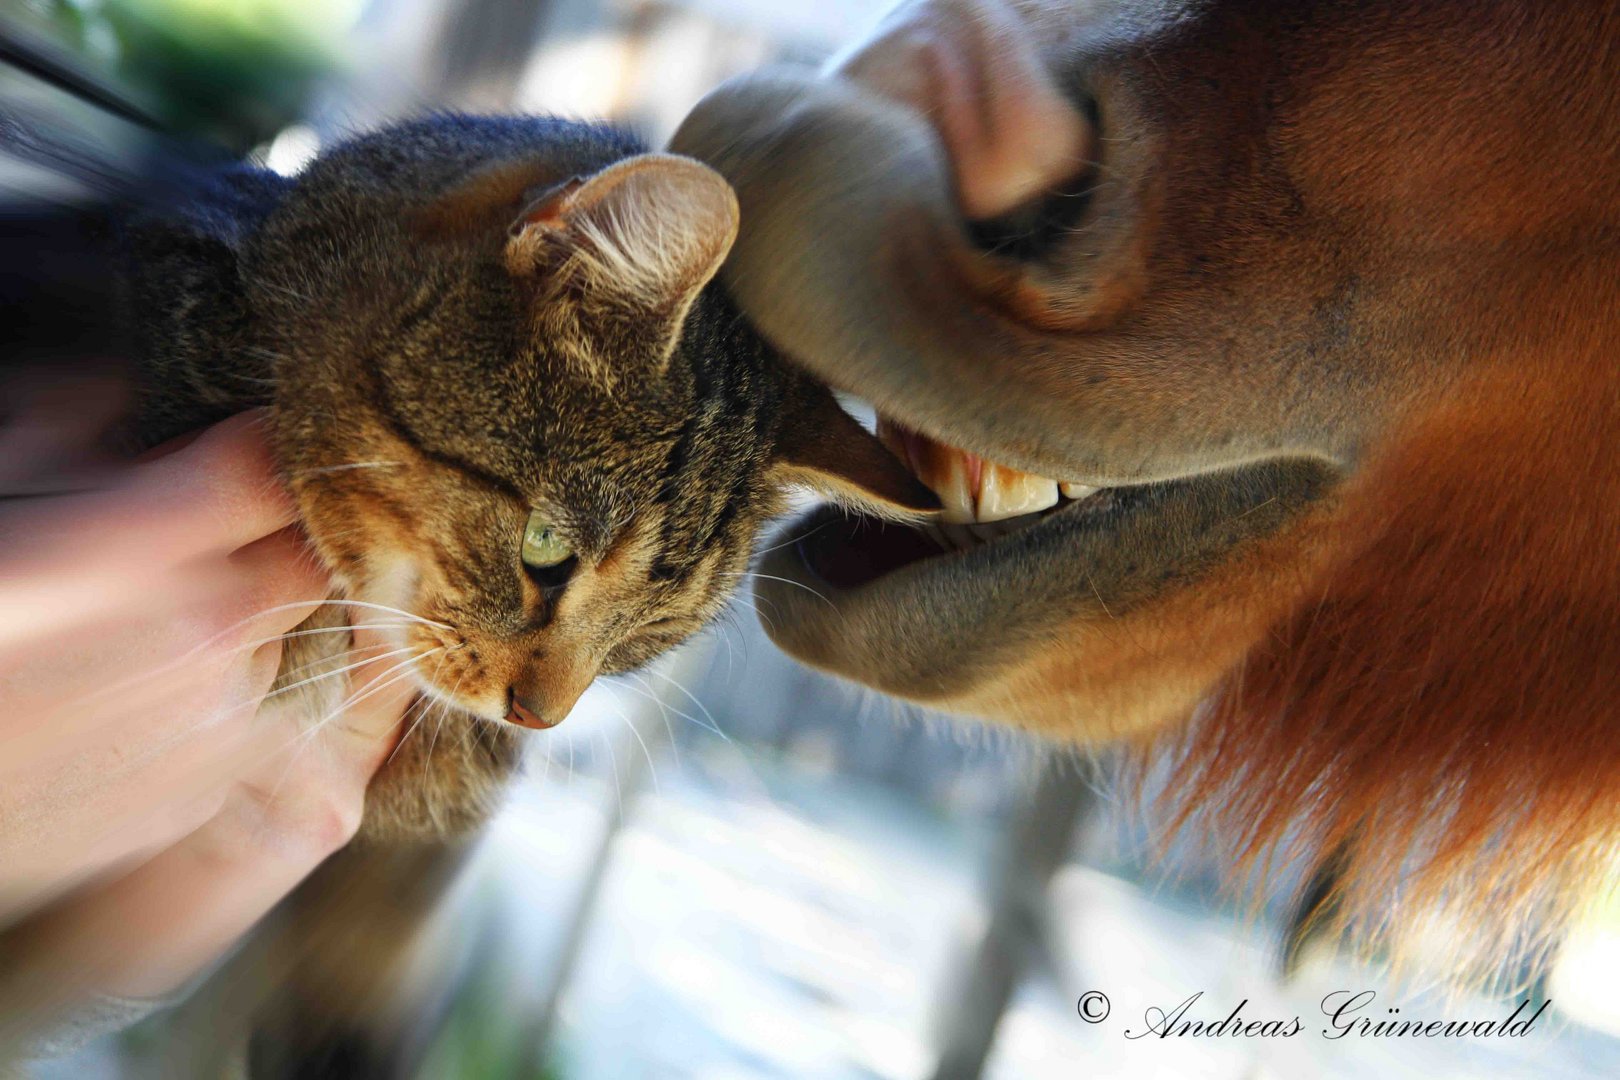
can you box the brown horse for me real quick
[673,0,1620,977]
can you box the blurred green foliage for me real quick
[5,0,362,148]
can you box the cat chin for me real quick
[358,713,524,843]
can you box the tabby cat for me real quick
[109,114,936,1072]
[123,113,935,825]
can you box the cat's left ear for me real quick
[772,388,942,521]
[506,153,739,358]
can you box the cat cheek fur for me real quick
[293,466,694,728]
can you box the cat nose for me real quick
[506,668,593,729]
[507,691,562,729]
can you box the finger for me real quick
[318,625,419,780]
[0,535,319,873]
[0,535,318,738]
[132,409,298,554]
[4,618,317,921]
[0,516,328,700]
[0,690,252,923]
[226,625,418,852]
[0,411,296,579]
[0,790,335,1007]
[246,637,287,706]
[225,525,333,641]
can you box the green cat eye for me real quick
[521,512,573,569]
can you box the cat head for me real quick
[250,117,937,728]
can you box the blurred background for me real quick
[6,0,1620,1076]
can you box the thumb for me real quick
[321,625,425,783]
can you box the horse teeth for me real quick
[877,416,977,522]
[870,412,1097,560]
[876,415,1061,523]
[977,463,1059,521]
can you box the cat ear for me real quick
[505,153,739,330]
[772,388,941,520]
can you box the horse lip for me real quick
[781,483,1113,598]
[749,457,1340,697]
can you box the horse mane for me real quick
[1139,331,1620,980]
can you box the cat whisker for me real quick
[615,672,729,744]
[599,727,624,823]
[262,645,417,704]
[750,516,836,559]
[274,642,397,685]
[259,647,443,817]
[68,614,417,748]
[182,632,410,708]
[82,600,364,704]
[708,616,738,683]
[314,648,443,737]
[392,654,463,773]
[424,706,450,775]
[334,600,454,630]
[405,650,456,777]
[230,599,439,636]
[706,606,753,681]
[384,691,438,772]
[719,570,839,614]
[599,696,654,799]
[645,666,728,744]
[414,645,477,717]
[722,619,743,681]
[433,698,464,760]
[626,717,661,797]
[608,679,681,775]
[110,637,392,738]
[443,671,487,752]
[601,693,659,797]
[206,600,445,659]
[232,621,413,656]
[292,461,406,477]
[724,591,778,637]
[419,649,459,782]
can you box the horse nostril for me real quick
[507,690,559,730]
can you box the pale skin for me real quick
[0,410,415,1006]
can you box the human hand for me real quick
[0,410,415,1007]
